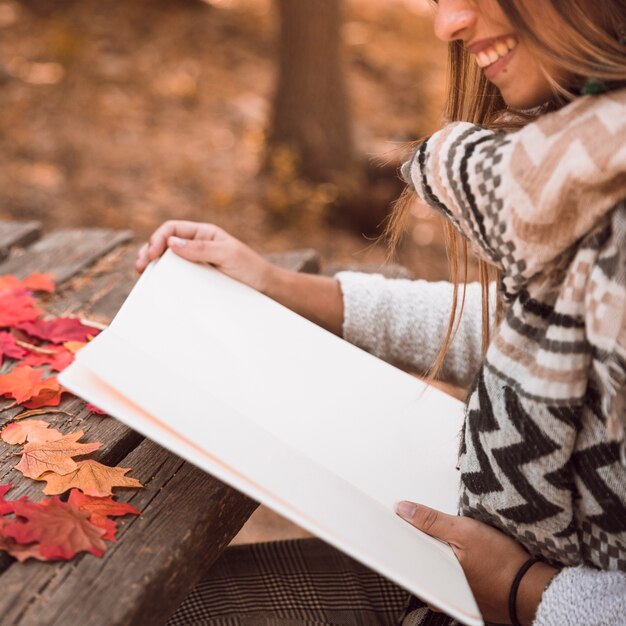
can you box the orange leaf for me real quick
[4,497,106,559]
[39,460,143,497]
[63,341,86,354]
[0,273,55,293]
[1,420,63,445]
[22,385,64,410]
[0,365,59,405]
[20,273,55,293]
[15,431,101,480]
[67,490,140,541]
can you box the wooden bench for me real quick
[0,220,321,626]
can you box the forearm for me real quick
[337,272,494,386]
[262,266,344,336]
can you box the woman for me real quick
[139,1,626,624]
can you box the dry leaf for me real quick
[86,403,108,416]
[1,420,63,445]
[0,483,13,515]
[16,318,101,344]
[0,273,55,293]
[68,490,139,541]
[39,460,143,497]
[15,431,101,479]
[0,332,28,366]
[20,274,55,293]
[63,341,86,354]
[0,518,47,562]
[0,365,56,404]
[21,344,74,372]
[0,291,42,327]
[12,408,73,421]
[5,497,106,559]
[22,383,64,410]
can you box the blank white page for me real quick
[60,251,482,626]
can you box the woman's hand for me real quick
[135,220,276,294]
[395,501,559,625]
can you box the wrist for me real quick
[515,562,559,626]
[259,263,292,300]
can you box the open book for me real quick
[59,250,482,626]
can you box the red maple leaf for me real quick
[21,344,74,372]
[4,497,106,559]
[0,518,47,562]
[67,490,139,541]
[16,318,100,344]
[86,403,108,416]
[0,291,42,327]
[0,365,63,406]
[0,332,28,366]
[0,484,13,516]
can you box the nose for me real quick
[434,0,477,42]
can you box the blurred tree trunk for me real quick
[266,0,356,183]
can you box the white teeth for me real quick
[477,51,491,68]
[473,37,518,69]
[496,42,509,56]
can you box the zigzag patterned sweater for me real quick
[337,275,625,624]
[337,88,626,624]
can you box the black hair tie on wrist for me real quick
[509,557,541,626]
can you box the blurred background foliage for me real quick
[0,0,460,280]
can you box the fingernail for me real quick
[169,236,186,247]
[395,501,417,520]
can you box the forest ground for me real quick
[0,0,469,281]
[0,0,479,546]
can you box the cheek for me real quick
[505,46,554,108]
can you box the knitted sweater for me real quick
[337,272,626,625]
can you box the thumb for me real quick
[168,236,228,266]
[395,501,459,542]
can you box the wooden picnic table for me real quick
[0,220,321,626]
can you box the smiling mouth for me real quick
[473,36,518,69]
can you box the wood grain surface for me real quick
[0,223,260,626]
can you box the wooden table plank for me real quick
[0,232,148,521]
[0,439,257,626]
[0,229,132,283]
[0,221,41,261]
[0,234,323,626]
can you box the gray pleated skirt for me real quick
[167,539,456,626]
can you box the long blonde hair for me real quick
[386,0,626,382]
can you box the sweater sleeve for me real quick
[336,271,494,388]
[534,566,626,626]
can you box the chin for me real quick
[499,78,557,112]
[501,89,555,111]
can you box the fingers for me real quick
[135,221,225,273]
[168,236,229,266]
[135,243,150,273]
[395,501,461,543]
